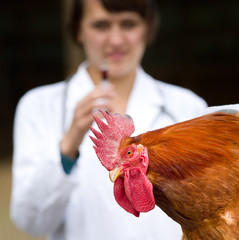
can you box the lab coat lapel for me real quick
[126,68,164,135]
[64,63,94,130]
[66,62,94,111]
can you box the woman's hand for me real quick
[60,83,116,158]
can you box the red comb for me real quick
[90,110,135,170]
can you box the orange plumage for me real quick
[90,110,239,240]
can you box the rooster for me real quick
[90,110,239,240]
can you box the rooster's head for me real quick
[90,110,155,217]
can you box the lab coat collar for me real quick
[65,62,170,132]
[126,67,166,133]
[65,62,94,111]
[128,67,164,110]
[66,62,164,110]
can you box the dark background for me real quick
[1,1,239,159]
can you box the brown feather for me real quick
[122,112,239,239]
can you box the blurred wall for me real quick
[1,1,239,159]
[1,1,65,158]
[142,2,239,106]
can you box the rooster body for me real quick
[90,110,239,240]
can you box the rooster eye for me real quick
[126,149,133,157]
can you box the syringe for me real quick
[93,61,109,114]
[101,60,109,86]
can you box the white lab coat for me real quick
[11,62,207,240]
[204,104,239,114]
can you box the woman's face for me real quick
[78,0,147,80]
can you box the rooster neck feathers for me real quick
[138,113,239,181]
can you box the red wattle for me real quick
[113,177,140,217]
[124,168,155,213]
[113,168,155,217]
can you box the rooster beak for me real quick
[109,166,124,182]
[137,144,144,153]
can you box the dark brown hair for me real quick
[68,0,159,45]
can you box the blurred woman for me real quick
[10,0,207,239]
